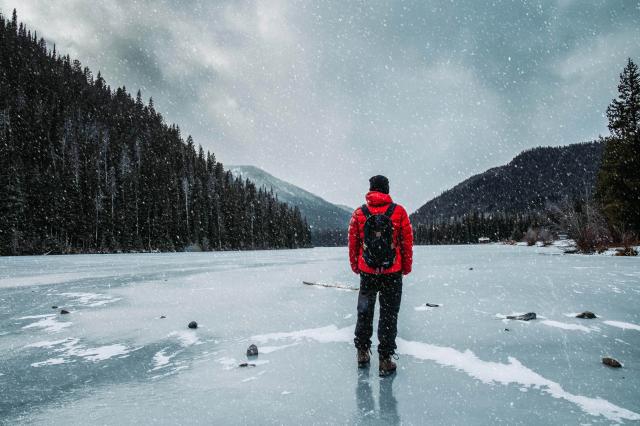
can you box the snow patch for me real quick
[22,315,71,333]
[603,320,640,331]
[25,338,71,348]
[168,330,201,347]
[151,349,178,371]
[251,324,353,344]
[59,292,121,307]
[31,358,70,367]
[24,337,134,365]
[217,357,237,370]
[74,344,131,362]
[540,320,593,333]
[17,314,59,320]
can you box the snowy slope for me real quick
[229,165,353,231]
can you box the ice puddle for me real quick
[252,324,640,423]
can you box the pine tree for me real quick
[596,58,640,235]
[0,13,312,254]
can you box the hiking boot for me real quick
[357,348,371,367]
[379,355,397,377]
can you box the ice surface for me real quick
[1,246,639,424]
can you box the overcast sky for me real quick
[2,0,639,211]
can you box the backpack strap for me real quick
[361,204,372,218]
[383,203,397,218]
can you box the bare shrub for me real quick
[548,198,611,253]
[525,228,537,246]
[538,228,554,246]
[616,231,639,256]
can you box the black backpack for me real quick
[361,203,396,269]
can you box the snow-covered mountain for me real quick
[228,165,353,231]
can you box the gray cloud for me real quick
[2,0,639,211]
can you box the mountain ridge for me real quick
[411,141,605,224]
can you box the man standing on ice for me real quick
[348,175,413,377]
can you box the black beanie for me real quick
[369,175,389,194]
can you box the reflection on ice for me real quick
[356,367,400,425]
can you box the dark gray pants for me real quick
[354,272,402,357]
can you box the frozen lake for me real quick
[1,245,639,425]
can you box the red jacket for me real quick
[348,191,413,275]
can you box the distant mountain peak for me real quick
[229,165,352,230]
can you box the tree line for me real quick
[0,10,311,255]
[413,211,547,245]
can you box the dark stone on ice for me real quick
[247,344,259,357]
[160,315,166,319]
[602,357,622,368]
[504,328,510,332]
[506,312,536,321]
[576,311,597,319]
[425,303,440,308]
[188,321,198,329]
[52,305,58,309]
[60,309,70,314]
[469,267,474,270]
